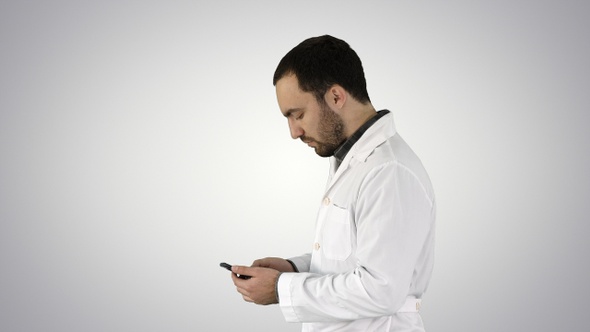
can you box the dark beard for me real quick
[313,102,346,157]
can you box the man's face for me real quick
[276,74,346,157]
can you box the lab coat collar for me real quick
[327,112,397,191]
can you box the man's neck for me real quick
[343,103,377,138]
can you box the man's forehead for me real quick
[276,75,310,116]
[275,73,300,93]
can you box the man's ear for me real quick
[324,85,347,112]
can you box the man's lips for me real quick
[301,138,316,147]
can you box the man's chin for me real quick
[314,146,336,158]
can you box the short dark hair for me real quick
[273,35,371,104]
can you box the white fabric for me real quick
[397,297,421,313]
[277,113,436,332]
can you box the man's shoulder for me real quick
[356,134,432,187]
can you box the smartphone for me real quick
[220,262,251,279]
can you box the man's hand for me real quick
[231,266,281,305]
[251,257,296,272]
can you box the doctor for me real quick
[230,35,436,332]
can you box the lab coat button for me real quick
[323,197,330,205]
[314,242,320,250]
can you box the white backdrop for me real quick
[1,1,589,331]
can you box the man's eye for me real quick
[296,113,304,120]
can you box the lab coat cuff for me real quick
[277,272,299,322]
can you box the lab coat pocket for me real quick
[322,205,352,261]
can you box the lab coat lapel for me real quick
[326,154,351,192]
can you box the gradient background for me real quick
[1,1,589,331]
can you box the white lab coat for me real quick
[277,113,436,332]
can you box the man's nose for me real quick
[288,120,303,139]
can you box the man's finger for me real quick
[251,259,264,267]
[232,265,254,278]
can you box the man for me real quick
[229,35,436,331]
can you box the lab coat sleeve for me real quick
[278,162,435,322]
[287,253,311,272]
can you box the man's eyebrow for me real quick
[283,108,303,118]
